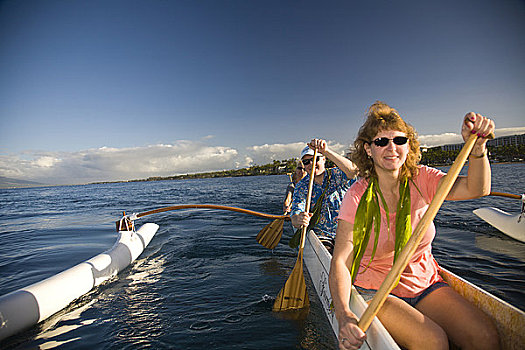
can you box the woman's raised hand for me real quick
[462,112,495,146]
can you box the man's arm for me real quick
[309,139,357,179]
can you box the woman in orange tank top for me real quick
[328,101,499,350]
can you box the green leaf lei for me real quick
[350,177,412,284]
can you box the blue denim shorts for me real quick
[355,281,448,307]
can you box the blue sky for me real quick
[1,0,524,184]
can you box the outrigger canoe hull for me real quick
[303,230,400,349]
[303,230,525,349]
[0,223,159,341]
[440,268,525,350]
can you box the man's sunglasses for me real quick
[371,136,408,147]
[302,156,322,166]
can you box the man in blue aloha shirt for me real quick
[290,139,358,249]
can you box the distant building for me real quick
[440,143,464,151]
[344,145,355,159]
[487,133,525,147]
[440,133,524,151]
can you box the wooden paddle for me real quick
[256,218,285,249]
[256,169,307,249]
[273,149,318,311]
[358,133,481,331]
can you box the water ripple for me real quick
[1,166,523,349]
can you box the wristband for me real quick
[469,149,487,158]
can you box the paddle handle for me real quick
[136,204,290,220]
[489,192,522,200]
[358,134,479,331]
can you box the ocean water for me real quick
[0,163,524,349]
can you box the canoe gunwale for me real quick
[303,230,401,350]
[439,267,525,350]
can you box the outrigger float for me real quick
[0,216,159,341]
[474,192,525,243]
[0,205,285,342]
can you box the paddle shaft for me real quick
[358,134,479,331]
[489,192,522,200]
[137,204,290,221]
[300,149,319,248]
[272,149,318,311]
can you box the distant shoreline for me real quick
[91,159,525,185]
[2,160,523,189]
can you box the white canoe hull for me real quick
[0,223,159,341]
[303,230,400,349]
[303,229,525,350]
[473,207,525,243]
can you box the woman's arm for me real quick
[445,112,494,201]
[329,219,366,349]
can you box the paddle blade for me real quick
[272,250,309,311]
[256,219,284,249]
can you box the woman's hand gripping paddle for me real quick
[357,133,480,330]
[273,149,318,311]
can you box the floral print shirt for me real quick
[290,167,355,239]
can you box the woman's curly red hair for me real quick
[351,101,421,179]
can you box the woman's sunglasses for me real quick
[302,156,322,166]
[371,136,408,147]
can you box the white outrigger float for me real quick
[303,230,525,349]
[473,192,525,243]
[0,219,159,341]
[474,207,525,243]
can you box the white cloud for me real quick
[1,127,523,185]
[246,140,350,165]
[34,156,61,168]
[246,142,305,165]
[418,133,463,148]
[495,127,525,138]
[0,141,239,185]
